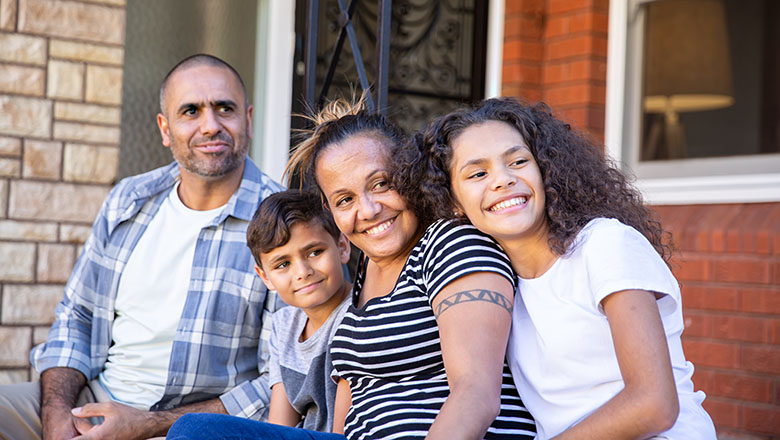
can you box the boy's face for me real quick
[257,221,351,312]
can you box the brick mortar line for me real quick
[693,364,780,379]
[2,133,120,148]
[10,32,125,49]
[53,118,122,129]
[677,280,779,289]
[683,309,780,319]
[675,252,780,261]
[541,79,608,87]
[0,138,119,152]
[683,334,780,349]
[0,60,46,70]
[542,31,610,41]
[703,395,780,411]
[52,100,122,111]
[56,0,126,10]
[8,177,114,189]
[47,56,123,68]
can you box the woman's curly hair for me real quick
[392,97,672,263]
[286,92,408,198]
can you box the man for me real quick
[0,54,284,440]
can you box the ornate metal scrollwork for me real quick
[309,0,486,132]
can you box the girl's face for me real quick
[315,134,419,264]
[449,120,548,245]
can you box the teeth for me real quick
[490,197,527,212]
[364,218,394,235]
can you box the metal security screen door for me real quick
[292,0,488,132]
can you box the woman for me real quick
[396,97,716,439]
[168,97,535,440]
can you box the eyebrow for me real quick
[176,99,238,115]
[265,240,327,266]
[458,145,529,172]
[326,168,386,200]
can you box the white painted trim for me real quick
[485,0,505,98]
[603,0,780,205]
[605,0,628,165]
[252,0,295,183]
[638,174,780,205]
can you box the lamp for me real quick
[642,0,734,160]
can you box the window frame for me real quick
[605,0,780,205]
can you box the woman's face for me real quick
[315,134,419,264]
[449,120,547,245]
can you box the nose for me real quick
[357,194,382,221]
[491,166,516,191]
[199,108,221,136]
[294,261,314,280]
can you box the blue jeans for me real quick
[167,414,347,440]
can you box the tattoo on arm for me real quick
[433,289,513,318]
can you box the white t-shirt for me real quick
[99,182,225,409]
[507,218,715,439]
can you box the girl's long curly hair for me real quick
[392,97,672,263]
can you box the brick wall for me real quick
[0,0,125,383]
[654,203,780,439]
[503,1,780,438]
[503,0,608,140]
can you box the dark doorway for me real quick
[290,0,489,135]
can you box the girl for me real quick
[396,97,716,439]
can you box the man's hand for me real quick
[70,396,228,440]
[71,402,157,440]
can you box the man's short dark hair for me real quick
[159,53,248,113]
[247,189,342,267]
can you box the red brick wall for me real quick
[654,203,780,439]
[503,0,608,140]
[502,1,780,438]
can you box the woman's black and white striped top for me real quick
[330,220,536,439]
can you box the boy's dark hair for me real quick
[247,189,342,267]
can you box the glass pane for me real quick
[639,0,779,162]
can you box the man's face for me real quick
[156,64,252,179]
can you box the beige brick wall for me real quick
[0,0,125,383]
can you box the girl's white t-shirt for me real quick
[507,218,716,439]
[99,182,225,409]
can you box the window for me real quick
[606,0,780,204]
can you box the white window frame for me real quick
[605,0,780,205]
[486,0,505,98]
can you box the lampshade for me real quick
[643,0,734,113]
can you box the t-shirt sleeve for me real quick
[422,220,516,303]
[581,219,680,316]
[267,311,283,387]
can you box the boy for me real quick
[246,189,351,432]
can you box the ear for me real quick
[246,105,254,140]
[452,199,466,218]
[157,113,172,148]
[255,264,276,291]
[337,233,351,264]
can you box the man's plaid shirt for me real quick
[31,158,285,419]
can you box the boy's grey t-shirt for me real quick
[268,297,350,432]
